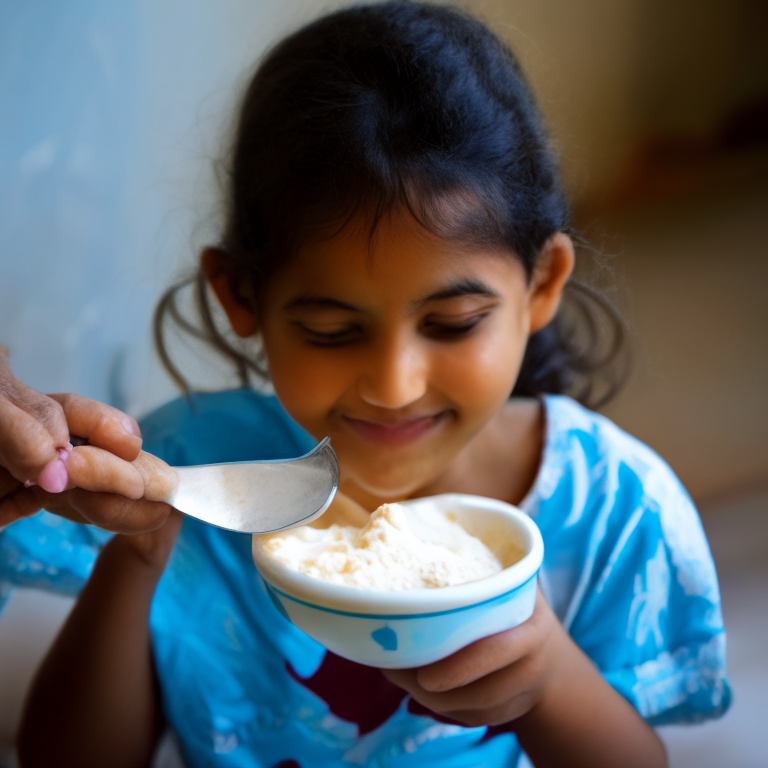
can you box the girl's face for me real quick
[204,212,571,504]
[251,213,570,504]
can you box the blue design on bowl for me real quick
[267,574,538,667]
[371,625,398,651]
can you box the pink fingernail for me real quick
[37,457,68,494]
[58,448,70,464]
[122,416,142,439]
[24,479,37,488]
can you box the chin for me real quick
[346,464,438,501]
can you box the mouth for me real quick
[341,412,448,447]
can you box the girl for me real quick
[10,2,729,766]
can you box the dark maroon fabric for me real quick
[287,650,507,740]
[287,651,410,735]
[481,721,517,741]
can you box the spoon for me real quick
[71,435,339,534]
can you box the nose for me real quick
[356,331,428,409]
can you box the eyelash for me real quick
[300,316,487,346]
[423,315,486,339]
[303,326,363,345]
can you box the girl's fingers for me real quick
[0,482,50,527]
[382,668,421,697]
[416,586,555,693]
[386,655,539,723]
[0,466,19,497]
[116,508,184,568]
[66,446,146,500]
[416,619,539,693]
[48,393,143,463]
[33,491,91,525]
[66,488,173,534]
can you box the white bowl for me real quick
[252,493,543,668]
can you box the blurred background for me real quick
[1,1,766,766]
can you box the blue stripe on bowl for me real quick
[267,573,537,619]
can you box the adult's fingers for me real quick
[48,393,142,462]
[0,390,66,484]
[66,489,173,534]
[132,451,178,503]
[65,446,146,499]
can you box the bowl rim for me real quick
[252,493,543,615]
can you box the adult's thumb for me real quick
[33,448,70,493]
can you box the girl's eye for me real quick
[422,314,487,339]
[298,324,363,345]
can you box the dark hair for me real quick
[155,0,627,408]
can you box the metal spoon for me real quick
[167,438,339,534]
[71,435,339,534]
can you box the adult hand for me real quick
[0,347,175,532]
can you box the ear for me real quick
[201,248,259,338]
[528,233,575,333]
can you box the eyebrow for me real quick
[284,279,499,314]
[284,296,359,313]
[413,279,500,309]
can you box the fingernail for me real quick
[24,479,37,488]
[58,448,70,464]
[37,457,68,494]
[122,416,142,439]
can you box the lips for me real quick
[341,413,446,447]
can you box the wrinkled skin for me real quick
[0,347,175,532]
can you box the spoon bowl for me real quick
[166,438,339,534]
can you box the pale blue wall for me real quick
[0,0,339,418]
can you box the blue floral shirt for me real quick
[0,391,730,767]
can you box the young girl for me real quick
[9,2,729,766]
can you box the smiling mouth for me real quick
[341,413,447,447]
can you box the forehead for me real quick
[265,212,527,308]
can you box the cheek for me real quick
[437,319,528,417]
[262,337,350,436]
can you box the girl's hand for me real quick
[383,585,567,727]
[385,586,667,767]
[111,508,185,571]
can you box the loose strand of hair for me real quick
[153,269,268,399]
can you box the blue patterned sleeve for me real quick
[0,513,112,611]
[566,468,731,725]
